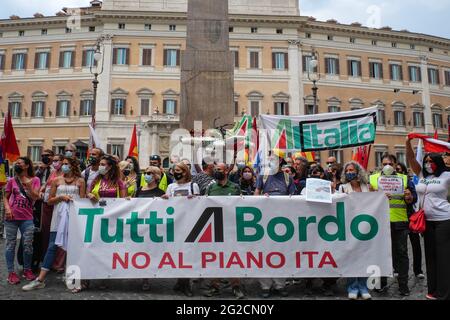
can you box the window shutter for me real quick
[142,49,151,66]
[390,64,394,80]
[428,69,432,83]
[107,144,112,155]
[59,52,64,68]
[325,58,329,74]
[163,49,167,66]
[335,59,340,75]
[125,49,130,65]
[437,70,440,85]
[272,52,276,69]
[23,54,28,70]
[123,99,127,115]
[408,66,412,81]
[111,99,115,115]
[7,102,12,113]
[418,68,422,82]
[31,102,36,117]
[284,53,289,70]
[234,51,239,68]
[379,63,384,79]
[82,50,87,67]
[27,146,32,158]
[46,52,51,69]
[11,54,16,69]
[71,51,75,68]
[80,100,84,115]
[113,48,118,65]
[0,55,4,70]
[347,60,352,76]
[399,65,404,80]
[234,101,239,115]
[174,100,178,114]
[42,102,46,117]
[34,53,39,69]
[176,50,180,66]
[302,56,307,72]
[56,101,60,117]
[273,102,277,115]
[141,99,149,115]
[369,62,374,78]
[163,100,167,114]
[67,101,71,116]
[285,103,289,115]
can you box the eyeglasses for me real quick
[382,163,394,166]
[145,172,153,175]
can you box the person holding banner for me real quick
[338,161,372,300]
[239,166,256,196]
[136,166,165,198]
[406,138,450,300]
[118,161,138,198]
[369,154,416,296]
[163,162,200,297]
[22,156,85,292]
[3,157,41,285]
[82,148,104,193]
[87,155,127,201]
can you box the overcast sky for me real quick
[0,0,449,39]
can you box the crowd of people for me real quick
[1,137,449,300]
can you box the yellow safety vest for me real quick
[369,173,408,223]
[140,172,168,192]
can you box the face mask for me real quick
[346,172,358,181]
[89,157,98,165]
[214,171,226,181]
[174,172,184,181]
[425,163,436,174]
[41,156,51,165]
[52,162,62,170]
[98,166,109,176]
[65,151,73,158]
[14,165,24,174]
[382,165,395,176]
[123,169,131,177]
[62,165,71,174]
[144,174,154,184]
[128,164,134,171]
[243,172,253,180]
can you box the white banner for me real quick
[67,193,392,279]
[260,107,378,152]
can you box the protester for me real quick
[81,148,104,192]
[87,156,127,201]
[22,156,85,292]
[406,137,450,300]
[163,162,199,296]
[192,157,216,195]
[203,163,245,299]
[147,155,171,192]
[369,154,416,296]
[3,157,40,284]
[328,163,342,194]
[255,151,296,298]
[338,161,372,300]
[293,157,308,194]
[326,156,337,167]
[136,166,165,198]
[396,162,424,279]
[282,165,296,178]
[239,165,256,196]
[119,160,138,197]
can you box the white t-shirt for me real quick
[166,182,200,197]
[415,171,450,221]
[81,168,99,191]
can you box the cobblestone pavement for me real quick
[0,238,427,300]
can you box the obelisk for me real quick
[180,0,234,132]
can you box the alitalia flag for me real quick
[260,107,378,152]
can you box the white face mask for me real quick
[425,163,434,174]
[382,165,395,176]
[98,165,109,176]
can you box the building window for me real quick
[19,30,25,37]
[409,66,422,82]
[163,100,177,115]
[396,152,405,165]
[31,101,45,118]
[41,29,47,35]
[413,112,424,127]
[29,146,42,162]
[12,53,27,70]
[276,29,283,34]
[250,101,260,117]
[350,37,356,44]
[234,101,239,116]
[372,40,377,46]
[272,52,288,70]
[8,102,22,118]
[232,50,239,68]
[306,33,311,39]
[328,105,340,113]
[433,113,443,129]
[163,49,180,67]
[394,111,406,126]
[327,35,334,41]
[169,25,176,31]
[348,60,362,77]
[145,24,152,31]
[305,104,315,115]
[325,57,340,75]
[377,109,386,125]
[89,26,96,32]
[56,101,71,117]
[229,27,234,33]
[82,49,96,67]
[111,99,126,116]
[65,28,72,34]
[390,64,403,81]
[35,52,50,70]
[141,99,150,116]
[410,44,416,50]
[249,51,260,69]
[113,48,129,65]
[392,42,397,48]
[0,54,5,71]
[428,68,440,85]
[369,62,383,79]
[375,151,385,167]
[80,100,93,116]
[142,49,152,66]
[274,102,289,115]
[303,55,318,73]
[118,23,126,30]
[59,51,74,68]
[429,47,434,53]
[251,27,258,33]
[445,71,450,86]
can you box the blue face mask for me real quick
[65,151,73,158]
[345,172,358,181]
[62,165,71,174]
[145,174,154,184]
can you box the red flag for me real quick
[276,129,287,150]
[434,130,438,140]
[408,133,450,153]
[128,124,139,159]
[1,111,20,162]
[352,145,371,170]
